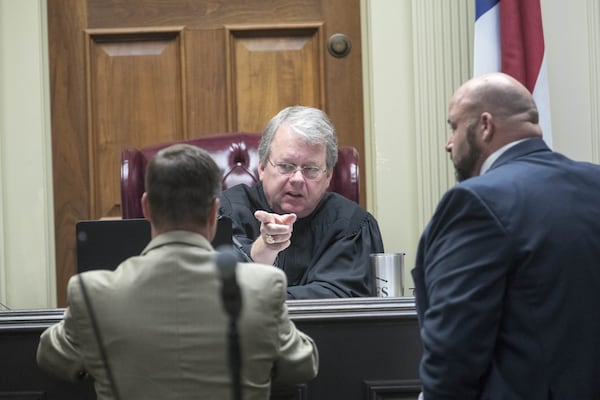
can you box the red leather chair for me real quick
[120,132,360,219]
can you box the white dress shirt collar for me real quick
[479,138,529,175]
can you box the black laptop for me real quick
[76,217,233,273]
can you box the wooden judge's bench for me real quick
[0,297,422,400]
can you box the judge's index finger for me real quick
[280,213,297,225]
[254,210,276,224]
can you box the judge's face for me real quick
[258,125,332,218]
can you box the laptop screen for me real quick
[76,217,233,273]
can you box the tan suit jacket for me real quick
[37,230,318,400]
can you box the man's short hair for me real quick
[145,143,222,228]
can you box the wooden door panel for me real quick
[321,0,365,165]
[87,0,322,29]
[49,0,364,306]
[86,29,185,218]
[185,29,229,133]
[227,25,324,132]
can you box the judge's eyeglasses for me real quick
[267,159,326,180]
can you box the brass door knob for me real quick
[327,33,352,58]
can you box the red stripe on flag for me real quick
[500,0,545,93]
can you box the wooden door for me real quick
[48,0,365,306]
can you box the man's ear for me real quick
[258,160,266,180]
[206,197,220,242]
[209,197,220,229]
[141,192,151,220]
[480,112,495,142]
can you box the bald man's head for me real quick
[455,72,540,126]
[445,73,543,181]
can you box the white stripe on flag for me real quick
[473,3,501,76]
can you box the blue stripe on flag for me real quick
[475,0,500,20]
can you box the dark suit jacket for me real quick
[412,138,600,399]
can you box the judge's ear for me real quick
[141,192,151,220]
[258,160,266,180]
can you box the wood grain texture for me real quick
[48,0,89,306]
[225,24,324,132]
[87,0,322,29]
[49,0,365,306]
[85,29,184,217]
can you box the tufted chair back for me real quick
[120,132,360,219]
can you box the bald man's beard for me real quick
[453,123,481,182]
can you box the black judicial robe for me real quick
[219,182,385,299]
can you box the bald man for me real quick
[412,73,600,399]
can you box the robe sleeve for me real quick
[286,209,384,299]
[218,185,263,261]
[219,185,386,299]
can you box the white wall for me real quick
[1,0,598,308]
[362,0,419,294]
[541,0,600,161]
[363,0,600,295]
[0,0,56,309]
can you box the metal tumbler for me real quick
[370,253,405,297]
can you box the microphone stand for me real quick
[216,248,243,400]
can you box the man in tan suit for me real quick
[37,144,319,400]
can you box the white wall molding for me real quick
[588,0,600,163]
[0,0,55,309]
[412,0,474,228]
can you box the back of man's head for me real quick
[458,72,542,143]
[145,144,222,230]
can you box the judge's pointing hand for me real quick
[251,210,297,265]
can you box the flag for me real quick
[474,0,552,147]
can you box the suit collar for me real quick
[488,137,550,172]
[480,139,528,175]
[141,230,214,255]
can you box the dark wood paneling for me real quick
[85,28,185,218]
[185,28,229,133]
[0,298,421,400]
[49,0,365,307]
[86,0,322,29]
[48,0,89,307]
[0,392,46,400]
[225,24,325,132]
[363,380,422,400]
[321,0,365,205]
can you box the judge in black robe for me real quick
[220,182,384,299]
[220,105,385,299]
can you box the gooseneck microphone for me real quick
[216,246,243,400]
[217,246,243,319]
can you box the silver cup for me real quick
[370,253,405,297]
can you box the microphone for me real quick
[215,245,243,400]
[216,246,242,319]
[231,236,253,263]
